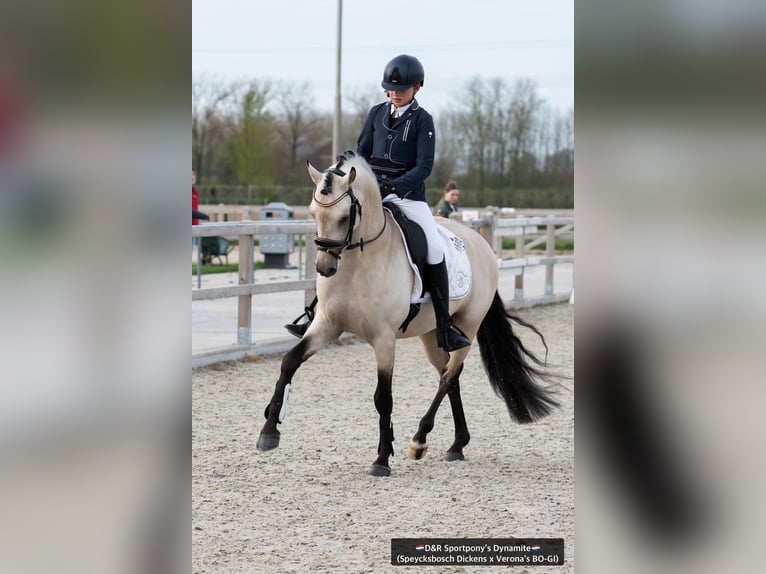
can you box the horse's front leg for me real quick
[368,333,397,477]
[256,320,340,451]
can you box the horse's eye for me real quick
[339,215,349,225]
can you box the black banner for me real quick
[391,538,565,566]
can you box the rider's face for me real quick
[387,85,419,107]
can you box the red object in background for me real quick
[0,75,22,158]
[192,186,199,225]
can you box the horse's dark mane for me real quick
[319,150,373,197]
[319,172,334,195]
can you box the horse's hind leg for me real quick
[409,336,471,461]
[256,322,340,451]
[444,375,470,461]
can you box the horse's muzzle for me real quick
[317,265,337,278]
[315,250,339,277]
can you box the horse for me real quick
[256,150,558,476]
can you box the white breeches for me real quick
[383,194,444,265]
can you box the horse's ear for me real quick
[307,161,323,185]
[348,166,356,185]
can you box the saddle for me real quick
[382,201,472,333]
[382,201,428,299]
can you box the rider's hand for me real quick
[379,180,397,198]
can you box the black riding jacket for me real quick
[356,99,435,202]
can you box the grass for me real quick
[192,261,265,275]
[501,238,574,251]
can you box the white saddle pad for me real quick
[390,220,472,304]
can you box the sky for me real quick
[192,0,573,116]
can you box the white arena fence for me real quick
[192,211,573,362]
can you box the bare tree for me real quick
[192,76,237,181]
[431,112,459,187]
[452,76,500,190]
[343,85,382,152]
[547,107,574,186]
[534,104,553,180]
[487,77,510,186]
[274,81,322,168]
[507,78,542,188]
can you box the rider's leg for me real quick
[424,258,470,351]
[388,198,470,352]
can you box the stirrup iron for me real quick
[284,301,316,338]
[439,320,471,352]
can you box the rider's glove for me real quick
[379,180,397,198]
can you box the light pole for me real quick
[332,0,342,160]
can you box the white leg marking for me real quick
[278,384,290,423]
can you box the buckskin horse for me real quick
[257,151,558,476]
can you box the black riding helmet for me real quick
[381,54,425,91]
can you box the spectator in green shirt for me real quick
[433,180,460,218]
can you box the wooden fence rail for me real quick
[192,221,317,346]
[453,212,575,303]
[192,214,573,349]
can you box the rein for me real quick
[312,175,387,259]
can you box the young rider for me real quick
[285,54,470,352]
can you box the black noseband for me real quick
[313,187,362,259]
[312,171,387,259]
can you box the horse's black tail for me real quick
[477,291,559,423]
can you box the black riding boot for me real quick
[425,260,471,352]
[284,296,317,338]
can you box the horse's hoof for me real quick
[256,434,280,451]
[443,451,465,462]
[407,442,428,460]
[367,464,391,477]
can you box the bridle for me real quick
[312,168,387,260]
